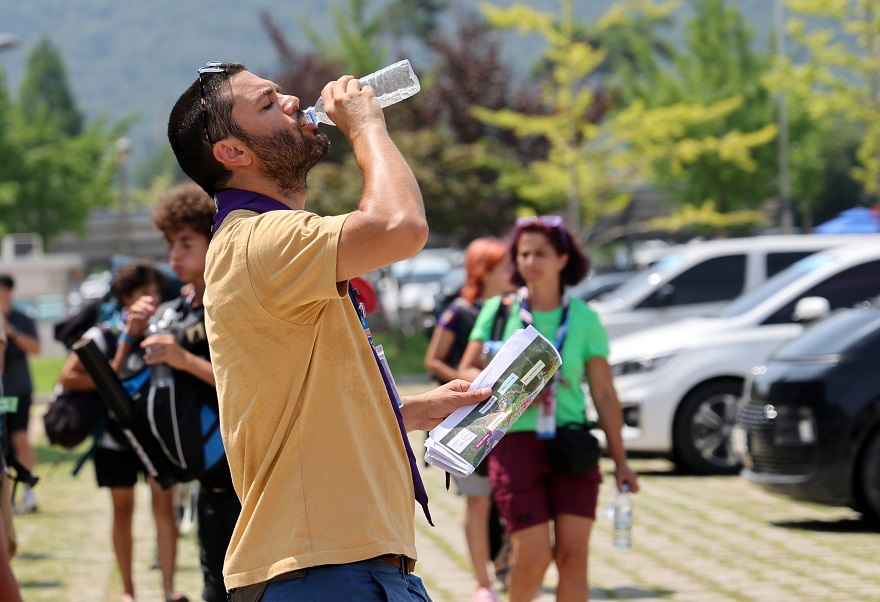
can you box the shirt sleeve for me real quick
[436,305,460,330]
[246,210,350,320]
[18,314,38,338]
[469,295,504,342]
[572,301,610,361]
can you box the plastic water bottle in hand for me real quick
[148,307,178,388]
[304,59,421,126]
[612,483,633,549]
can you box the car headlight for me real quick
[771,405,817,445]
[611,353,677,377]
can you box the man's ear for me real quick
[212,138,252,168]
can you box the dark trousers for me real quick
[197,487,241,602]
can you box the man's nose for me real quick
[281,94,299,114]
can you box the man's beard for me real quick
[242,126,330,197]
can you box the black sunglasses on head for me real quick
[198,62,225,144]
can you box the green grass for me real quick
[371,330,431,378]
[28,356,67,395]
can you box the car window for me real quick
[603,253,683,304]
[763,260,880,325]
[766,251,815,277]
[720,253,837,318]
[637,254,746,308]
[773,305,880,358]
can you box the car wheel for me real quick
[672,379,744,475]
[858,429,880,525]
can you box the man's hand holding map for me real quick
[424,325,562,477]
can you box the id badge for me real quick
[535,383,557,439]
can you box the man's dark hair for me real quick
[0,275,13,290]
[112,261,166,300]
[167,62,248,197]
[153,182,215,242]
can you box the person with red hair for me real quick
[424,237,512,602]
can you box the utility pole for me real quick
[775,0,794,234]
[116,137,131,255]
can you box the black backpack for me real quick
[43,326,118,449]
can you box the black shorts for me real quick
[94,446,145,488]
[6,393,32,434]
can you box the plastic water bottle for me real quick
[148,308,178,388]
[612,483,633,549]
[304,59,421,126]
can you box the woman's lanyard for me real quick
[517,287,571,439]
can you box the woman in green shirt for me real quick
[458,216,639,602]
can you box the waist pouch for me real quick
[544,424,600,476]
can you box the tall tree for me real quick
[17,37,83,137]
[301,0,388,76]
[780,0,880,201]
[472,0,763,239]
[0,40,122,245]
[621,0,779,219]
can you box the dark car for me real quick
[734,299,880,523]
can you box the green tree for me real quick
[472,0,764,240]
[0,40,123,245]
[620,0,779,224]
[18,37,83,136]
[779,0,880,199]
[302,0,388,76]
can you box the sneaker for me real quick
[472,586,501,602]
[13,489,38,514]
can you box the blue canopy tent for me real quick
[814,207,879,234]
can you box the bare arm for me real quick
[586,357,639,493]
[456,340,485,382]
[423,327,458,383]
[110,296,156,374]
[325,76,428,282]
[4,321,39,356]
[0,473,23,602]
[141,334,216,388]
[58,353,98,392]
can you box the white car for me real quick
[597,243,880,474]
[593,234,880,340]
[375,248,462,333]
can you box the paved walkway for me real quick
[10,400,880,601]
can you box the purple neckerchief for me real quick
[212,189,290,232]
[214,191,433,525]
[349,285,433,526]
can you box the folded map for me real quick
[424,325,562,477]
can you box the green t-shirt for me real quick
[469,294,609,433]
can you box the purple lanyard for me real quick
[349,286,432,525]
[214,190,432,524]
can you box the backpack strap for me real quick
[72,414,106,477]
[490,294,514,341]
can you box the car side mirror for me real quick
[792,296,830,322]
[653,284,675,307]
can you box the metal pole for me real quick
[775,0,794,234]
[116,137,131,255]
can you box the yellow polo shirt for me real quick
[204,208,417,590]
